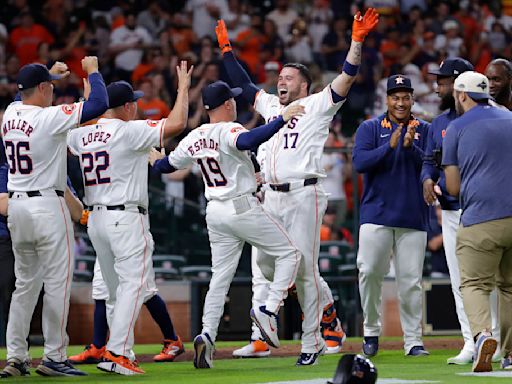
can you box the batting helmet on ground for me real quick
[327,354,377,384]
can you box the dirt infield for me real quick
[1,339,464,365]
[167,338,464,363]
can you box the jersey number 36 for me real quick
[5,141,33,174]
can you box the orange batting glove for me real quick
[215,19,232,54]
[79,209,89,226]
[352,7,379,42]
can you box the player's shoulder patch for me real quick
[146,119,159,127]
[230,126,244,133]
[61,104,76,115]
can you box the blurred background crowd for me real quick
[0,0,511,277]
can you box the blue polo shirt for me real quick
[420,108,460,211]
[353,113,430,231]
[0,138,9,238]
[442,105,512,226]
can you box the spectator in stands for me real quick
[435,20,465,58]
[137,78,170,120]
[488,22,509,56]
[307,0,333,66]
[286,18,313,65]
[137,0,168,40]
[413,31,440,69]
[260,19,285,65]
[0,57,20,110]
[185,0,229,39]
[109,11,153,81]
[266,0,299,43]
[224,0,251,40]
[321,18,350,72]
[235,14,265,78]
[258,61,279,94]
[469,32,493,74]
[54,76,81,105]
[0,22,7,68]
[379,27,402,75]
[8,11,55,66]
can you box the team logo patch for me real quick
[61,104,76,115]
[230,127,243,133]
[146,120,159,127]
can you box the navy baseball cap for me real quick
[202,81,242,111]
[106,81,144,109]
[17,63,62,90]
[387,74,414,95]
[428,57,474,77]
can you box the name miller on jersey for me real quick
[2,119,34,137]
[81,129,112,146]
[188,137,219,156]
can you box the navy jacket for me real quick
[353,113,430,231]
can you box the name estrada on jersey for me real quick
[3,101,84,192]
[166,121,256,201]
[67,117,165,208]
[254,85,344,184]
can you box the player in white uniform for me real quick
[0,58,108,378]
[216,9,379,365]
[150,80,305,369]
[66,61,192,375]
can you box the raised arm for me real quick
[216,20,260,105]
[80,56,109,123]
[162,60,193,139]
[331,8,379,98]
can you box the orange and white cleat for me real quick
[69,344,106,364]
[232,340,271,358]
[153,337,185,362]
[323,319,347,354]
[97,351,144,375]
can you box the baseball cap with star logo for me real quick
[386,74,414,95]
[453,71,492,101]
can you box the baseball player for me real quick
[216,8,379,365]
[353,75,430,357]
[485,59,512,110]
[422,58,500,364]
[150,80,305,369]
[0,57,108,377]
[68,259,185,364]
[66,61,192,375]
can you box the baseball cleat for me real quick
[1,358,31,377]
[250,306,280,348]
[232,340,271,358]
[323,318,347,354]
[502,354,512,369]
[472,332,497,373]
[153,337,185,362]
[35,359,87,376]
[69,344,106,364]
[193,333,215,369]
[362,336,379,357]
[296,343,326,366]
[97,351,144,375]
[407,346,430,356]
[447,349,473,365]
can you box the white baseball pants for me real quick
[6,193,74,362]
[442,209,500,352]
[260,185,329,354]
[357,224,427,354]
[87,207,154,357]
[201,194,300,342]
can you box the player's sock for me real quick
[145,295,177,340]
[93,299,108,348]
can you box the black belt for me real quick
[269,178,318,192]
[89,205,147,215]
[9,190,64,198]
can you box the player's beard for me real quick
[492,86,509,105]
[454,98,464,116]
[439,93,455,111]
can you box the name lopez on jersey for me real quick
[81,130,112,146]
[2,119,34,137]
[188,138,218,155]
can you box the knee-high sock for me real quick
[93,299,108,348]
[145,295,177,340]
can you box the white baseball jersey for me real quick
[254,85,344,183]
[67,117,164,207]
[167,121,256,200]
[2,101,83,191]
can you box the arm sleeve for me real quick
[421,122,440,183]
[352,121,393,173]
[123,119,165,151]
[441,124,459,166]
[235,116,286,151]
[153,157,177,174]
[222,51,260,104]
[0,165,8,194]
[66,176,77,196]
[80,72,109,124]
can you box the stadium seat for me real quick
[181,265,212,280]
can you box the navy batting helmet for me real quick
[327,354,377,384]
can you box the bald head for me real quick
[485,59,512,104]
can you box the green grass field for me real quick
[1,339,510,383]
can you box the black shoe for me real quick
[363,336,379,357]
[1,359,30,377]
[296,352,322,366]
[35,359,87,377]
